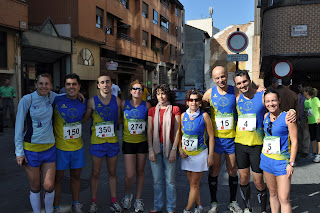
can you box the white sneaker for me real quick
[228,201,242,213]
[134,199,144,212]
[314,154,320,163]
[121,194,133,209]
[194,206,204,213]
[52,208,61,213]
[88,202,98,213]
[183,209,192,213]
[71,203,84,213]
[110,201,123,213]
[243,208,252,213]
[207,202,218,213]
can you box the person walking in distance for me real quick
[0,78,16,127]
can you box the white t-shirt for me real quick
[111,84,121,97]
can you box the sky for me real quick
[180,0,255,31]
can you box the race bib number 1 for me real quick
[63,122,82,139]
[95,121,115,138]
[128,119,146,135]
[263,136,281,154]
[182,134,198,152]
[215,113,233,130]
[238,114,256,131]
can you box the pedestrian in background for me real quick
[0,78,16,127]
[111,78,121,97]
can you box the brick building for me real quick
[259,0,320,88]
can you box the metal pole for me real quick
[236,28,240,71]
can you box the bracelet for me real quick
[208,156,214,159]
[148,147,153,151]
[172,147,177,151]
[289,109,296,114]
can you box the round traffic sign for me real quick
[272,60,293,79]
[227,31,249,53]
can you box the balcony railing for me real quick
[117,33,137,44]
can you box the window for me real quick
[78,48,94,66]
[160,15,169,32]
[96,7,103,29]
[106,14,114,35]
[142,2,148,18]
[169,44,172,56]
[160,0,169,9]
[153,10,158,25]
[175,26,178,37]
[142,31,148,47]
[0,31,7,68]
[121,0,128,9]
[175,7,178,16]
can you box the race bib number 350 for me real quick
[238,114,256,131]
[182,134,198,152]
[215,113,233,130]
[263,136,281,154]
[128,119,146,135]
[95,121,115,138]
[63,122,82,139]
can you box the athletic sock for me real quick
[30,190,41,213]
[92,198,98,203]
[257,188,267,212]
[229,175,238,203]
[44,190,55,213]
[111,197,117,203]
[208,175,218,203]
[72,200,79,206]
[240,184,251,209]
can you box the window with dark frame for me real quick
[121,0,129,9]
[160,15,169,32]
[142,2,148,18]
[0,31,7,68]
[175,26,178,37]
[142,31,148,47]
[96,7,103,29]
[153,10,158,25]
[106,14,114,35]
[175,7,178,16]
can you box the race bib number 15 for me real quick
[215,113,233,130]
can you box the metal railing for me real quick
[116,33,136,44]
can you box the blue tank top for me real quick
[182,111,207,156]
[235,91,265,146]
[263,112,290,160]
[210,85,237,138]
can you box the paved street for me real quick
[1,121,320,213]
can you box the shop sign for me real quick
[106,61,118,70]
[291,25,307,37]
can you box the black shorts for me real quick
[308,124,320,141]
[235,143,263,173]
[122,141,148,154]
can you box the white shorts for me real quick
[181,148,208,172]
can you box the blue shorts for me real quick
[24,145,56,168]
[89,142,120,158]
[214,137,235,154]
[56,147,85,170]
[259,153,287,176]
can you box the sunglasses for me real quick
[188,98,200,102]
[267,121,272,135]
[131,87,142,91]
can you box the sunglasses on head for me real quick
[131,87,142,91]
[188,98,199,102]
[267,121,272,135]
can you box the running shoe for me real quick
[183,209,192,213]
[194,205,204,213]
[243,208,252,213]
[228,201,242,213]
[71,203,84,213]
[121,193,133,209]
[110,201,123,213]
[314,154,320,163]
[53,208,61,213]
[134,199,144,212]
[207,202,218,213]
[88,202,98,213]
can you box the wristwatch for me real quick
[289,162,296,167]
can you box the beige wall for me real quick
[187,18,213,37]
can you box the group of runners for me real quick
[14,66,297,213]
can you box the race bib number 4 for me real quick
[263,136,281,154]
[182,134,198,152]
[95,121,115,138]
[215,113,233,130]
[63,122,82,139]
[238,114,256,131]
[128,119,146,135]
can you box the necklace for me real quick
[271,112,282,120]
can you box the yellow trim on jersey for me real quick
[91,111,118,144]
[23,142,55,152]
[263,135,291,160]
[182,130,207,156]
[123,113,147,143]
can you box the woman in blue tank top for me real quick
[261,89,298,213]
[179,89,214,213]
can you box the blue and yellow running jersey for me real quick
[262,112,290,160]
[53,95,86,151]
[181,111,207,156]
[123,100,148,143]
[91,95,118,144]
[235,91,265,146]
[210,85,237,138]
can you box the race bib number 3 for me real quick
[238,114,256,131]
[182,134,198,152]
[128,119,146,135]
[95,121,115,138]
[63,122,82,140]
[215,113,233,130]
[263,136,281,154]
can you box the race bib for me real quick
[95,121,115,138]
[238,114,256,131]
[128,119,146,135]
[63,122,82,139]
[215,113,233,130]
[306,108,313,117]
[263,136,281,154]
[182,134,198,152]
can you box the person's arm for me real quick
[12,86,16,98]
[146,101,152,110]
[202,89,211,109]
[148,114,156,162]
[286,119,298,178]
[203,112,214,167]
[286,109,297,123]
[169,112,181,163]
[82,98,94,123]
[179,113,188,159]
[116,97,122,124]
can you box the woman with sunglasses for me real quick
[148,84,181,213]
[260,88,297,213]
[179,89,214,213]
[121,80,151,212]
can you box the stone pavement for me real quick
[1,122,320,213]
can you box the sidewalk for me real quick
[1,122,320,212]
